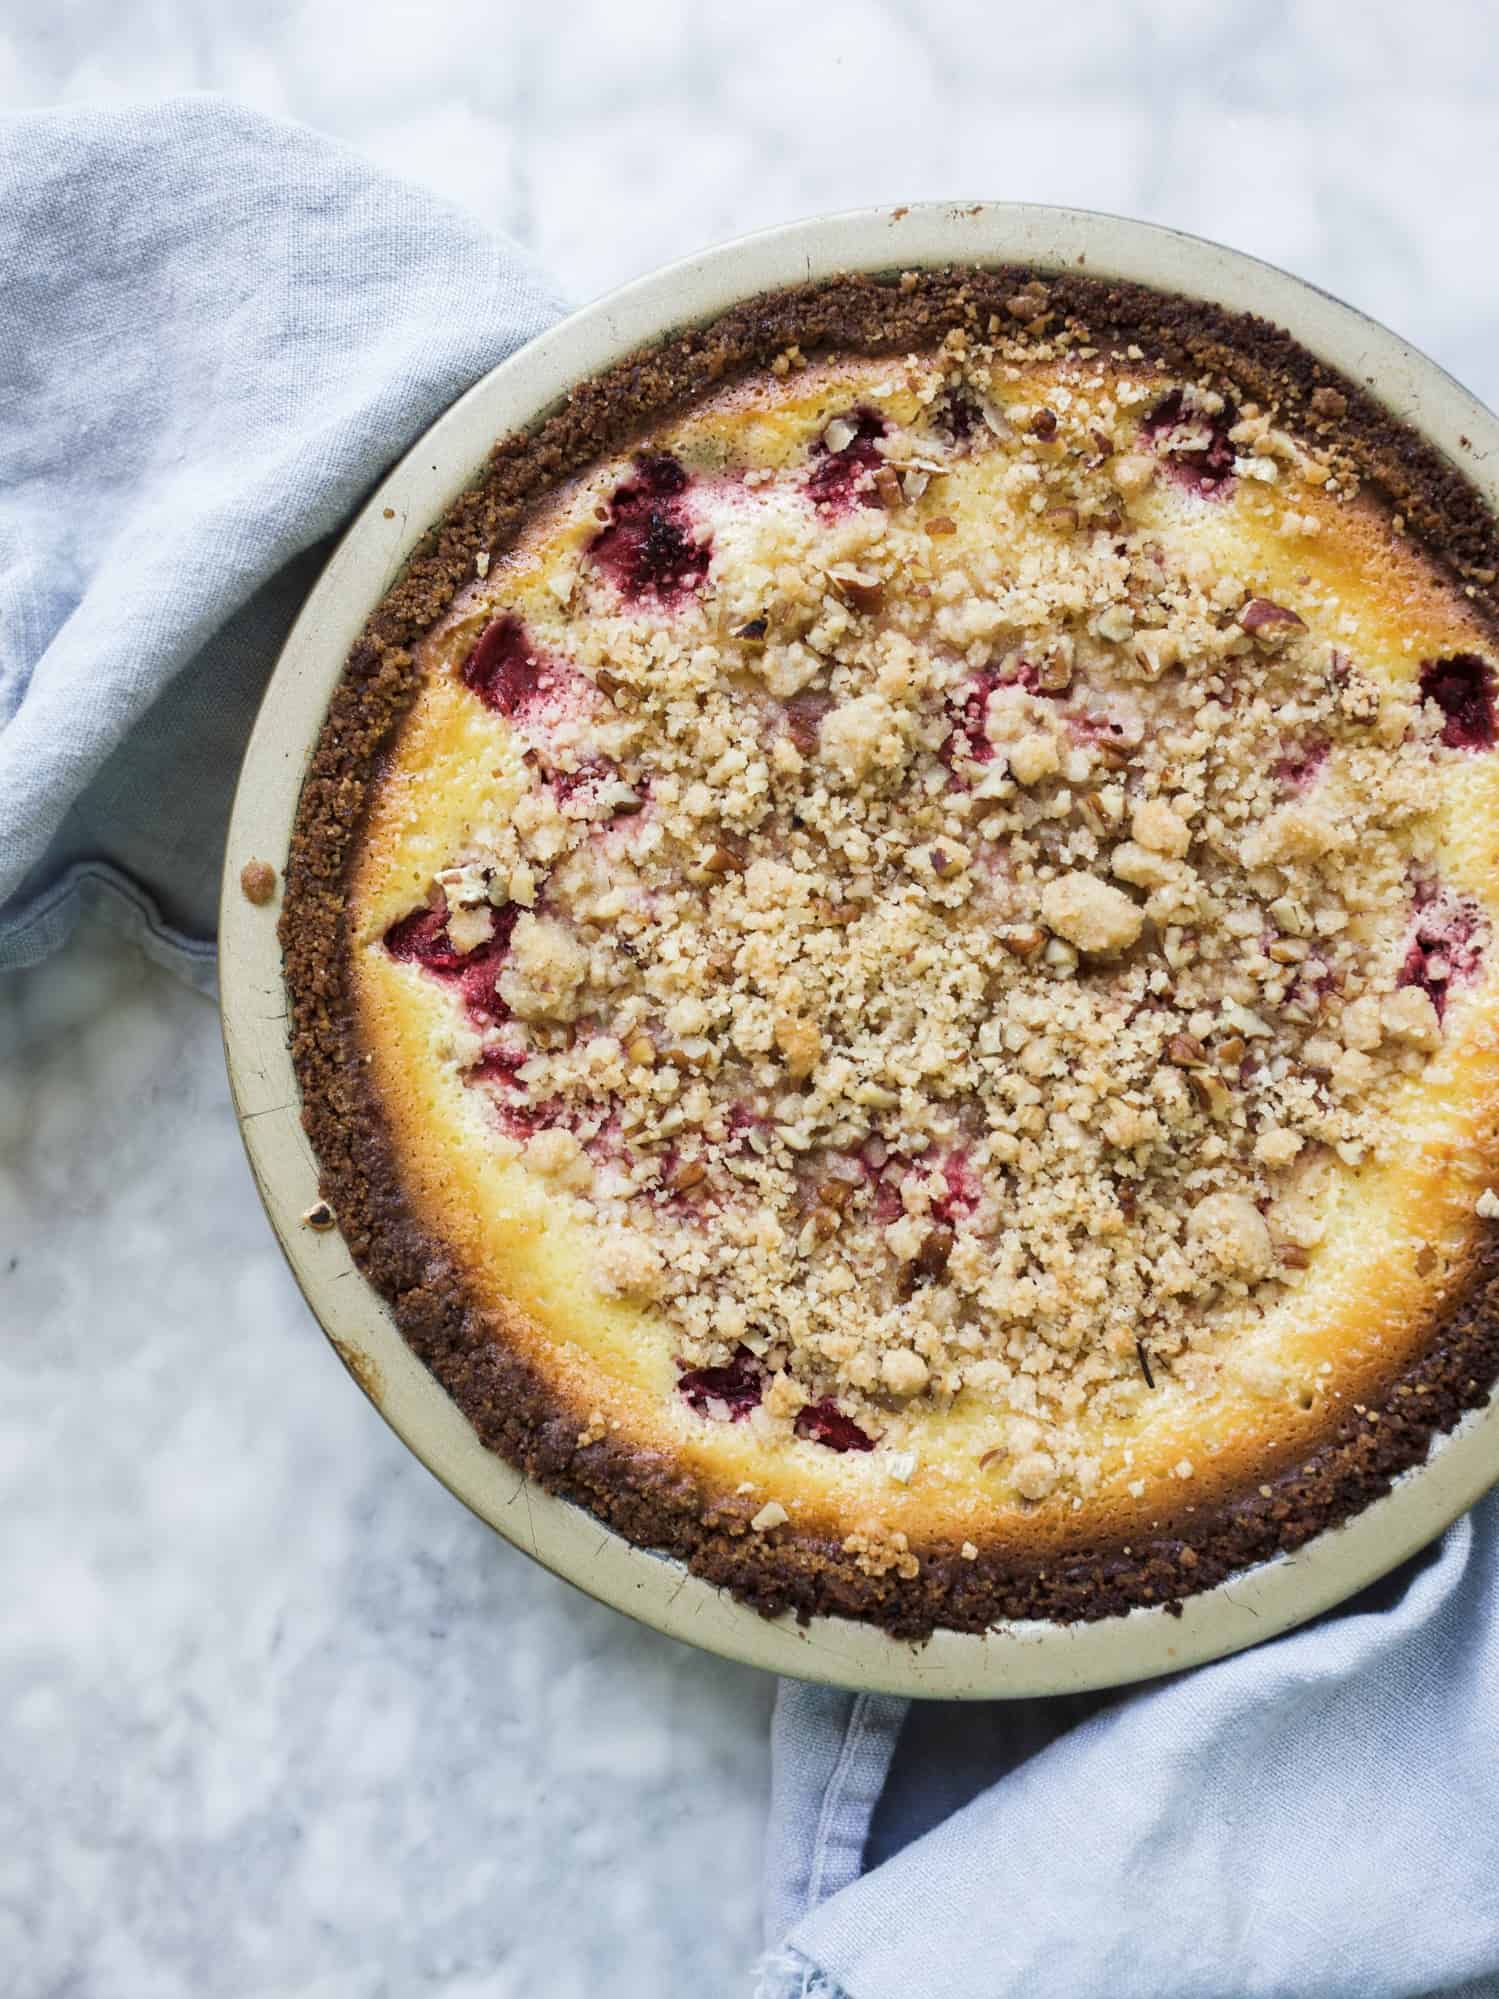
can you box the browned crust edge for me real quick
[279,265,1499,1639]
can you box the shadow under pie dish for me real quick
[278,259,1499,1642]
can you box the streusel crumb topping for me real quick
[371,324,1491,1505]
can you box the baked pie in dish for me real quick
[282,268,1499,1636]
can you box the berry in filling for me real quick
[462,615,567,719]
[589,454,711,602]
[1420,654,1495,751]
[385,898,518,1024]
[1399,884,1487,1018]
[1142,387,1238,495]
[794,1400,876,1452]
[677,1347,764,1420]
[806,409,887,511]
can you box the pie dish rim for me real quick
[221,200,1499,1697]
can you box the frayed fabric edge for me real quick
[752,1946,851,1999]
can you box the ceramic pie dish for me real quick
[221,203,1499,1697]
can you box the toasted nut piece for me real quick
[1000,925,1047,959]
[816,1178,855,1211]
[1162,925,1194,970]
[873,465,904,509]
[1042,504,1078,532]
[240,859,277,905]
[914,1227,954,1280]
[1167,1033,1208,1068]
[669,1160,708,1194]
[1239,596,1305,636]
[1029,407,1058,440]
[1278,1244,1311,1269]
[836,576,886,614]
[1267,938,1310,963]
[1076,793,1109,833]
[926,515,957,536]
[595,667,626,698]
[1216,1035,1246,1071]
[704,844,746,873]
[626,1035,657,1067]
[1188,1071,1233,1117]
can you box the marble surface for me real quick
[7,1,1499,1993]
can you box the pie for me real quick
[280,267,1499,1636]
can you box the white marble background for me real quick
[6,2,1499,1994]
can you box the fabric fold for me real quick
[770,1503,1499,1999]
[0,94,565,983]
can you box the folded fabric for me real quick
[761,1496,1499,1999]
[0,93,564,990]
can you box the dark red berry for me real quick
[794,1399,876,1452]
[931,387,981,444]
[1275,737,1329,792]
[678,1346,765,1420]
[1142,388,1238,497]
[468,1045,527,1087]
[1398,883,1487,1019]
[932,1150,980,1225]
[590,455,711,602]
[461,615,559,718]
[942,666,1004,769]
[384,904,464,973]
[384,899,518,1024]
[1419,654,1495,751]
[806,409,887,512]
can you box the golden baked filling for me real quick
[284,271,1499,1633]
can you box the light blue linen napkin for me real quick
[760,1500,1499,1999]
[0,93,564,991]
[5,96,1497,1999]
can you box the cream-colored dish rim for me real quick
[220,201,1499,1699]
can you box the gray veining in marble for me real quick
[1,928,772,1997]
[7,1,1499,1992]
